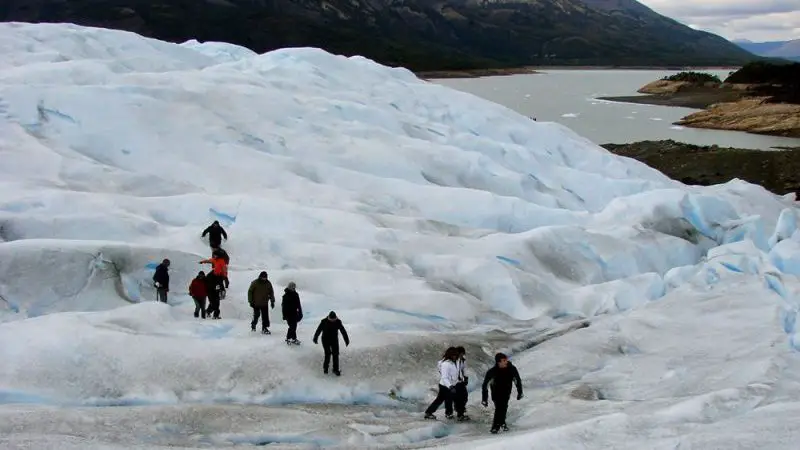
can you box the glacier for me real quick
[1,21,800,449]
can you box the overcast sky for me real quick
[639,0,799,42]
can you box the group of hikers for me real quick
[154,221,522,431]
[152,221,351,375]
[424,347,524,434]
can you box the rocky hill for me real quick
[0,0,759,71]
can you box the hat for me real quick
[495,352,508,363]
[287,281,296,289]
[197,271,205,277]
[328,311,337,319]
[259,271,268,279]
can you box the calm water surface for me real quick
[434,70,800,150]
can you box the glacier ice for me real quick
[1,22,800,449]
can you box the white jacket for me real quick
[437,359,460,388]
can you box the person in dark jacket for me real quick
[152,258,170,303]
[481,352,523,434]
[281,281,303,344]
[188,271,208,318]
[201,220,228,249]
[312,311,350,376]
[248,271,275,334]
[454,346,470,421]
[204,269,224,320]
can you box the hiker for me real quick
[248,271,275,334]
[188,271,208,319]
[454,346,470,421]
[424,347,460,420]
[199,250,228,319]
[201,220,228,249]
[312,311,350,376]
[281,281,303,344]
[481,352,523,434]
[153,258,170,303]
[216,247,230,294]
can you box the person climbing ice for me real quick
[199,249,228,319]
[188,271,208,319]
[481,352,523,434]
[312,311,350,376]
[454,346,470,421]
[248,271,275,334]
[281,281,303,345]
[152,258,170,304]
[424,347,460,420]
[215,247,230,295]
[201,220,227,250]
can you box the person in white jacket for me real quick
[424,347,461,420]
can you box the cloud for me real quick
[638,0,800,41]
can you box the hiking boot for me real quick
[424,413,436,420]
[333,370,341,376]
[323,368,329,374]
[262,329,271,335]
[502,424,509,431]
[445,414,454,420]
[457,415,471,422]
[490,427,499,434]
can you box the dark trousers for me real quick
[323,340,340,373]
[425,384,454,416]
[206,283,221,319]
[192,296,206,318]
[492,396,510,428]
[251,307,270,330]
[156,288,168,303]
[454,382,468,416]
[286,320,298,340]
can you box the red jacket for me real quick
[189,278,208,298]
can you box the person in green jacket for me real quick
[248,271,275,334]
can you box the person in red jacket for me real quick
[199,250,229,319]
[188,271,208,319]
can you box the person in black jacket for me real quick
[481,352,523,434]
[281,281,303,345]
[201,220,228,250]
[312,311,350,376]
[152,258,170,303]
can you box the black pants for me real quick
[210,239,221,249]
[492,396,510,429]
[425,384,454,416]
[454,382,468,417]
[323,340,340,373]
[192,296,206,318]
[286,320,298,340]
[251,307,270,330]
[205,281,221,319]
[157,288,168,303]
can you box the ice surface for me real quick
[1,22,800,449]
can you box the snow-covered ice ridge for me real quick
[1,22,800,449]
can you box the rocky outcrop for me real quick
[637,80,691,95]
[677,98,800,138]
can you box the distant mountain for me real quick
[0,0,761,71]
[735,39,800,61]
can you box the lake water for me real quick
[433,69,800,150]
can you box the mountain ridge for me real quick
[0,0,760,70]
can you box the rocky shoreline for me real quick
[603,139,800,196]
[417,67,539,79]
[599,78,800,138]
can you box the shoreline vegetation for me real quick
[603,140,800,196]
[598,63,800,137]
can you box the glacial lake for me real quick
[433,69,800,151]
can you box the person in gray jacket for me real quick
[248,271,275,334]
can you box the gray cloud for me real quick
[639,0,799,41]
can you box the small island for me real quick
[599,62,800,137]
